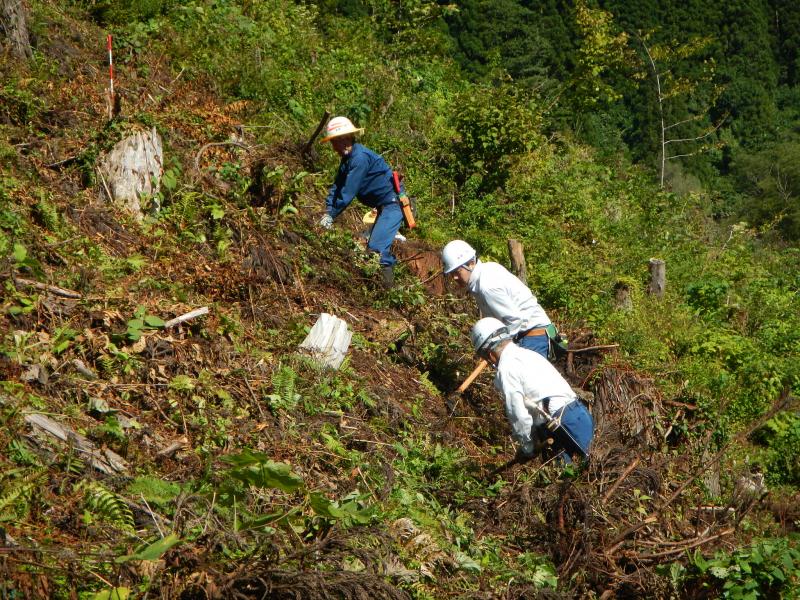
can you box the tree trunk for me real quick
[507,238,527,284]
[1,0,32,60]
[647,258,666,297]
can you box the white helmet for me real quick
[442,240,476,274]
[320,116,364,143]
[471,317,510,358]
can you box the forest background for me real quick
[1,0,800,598]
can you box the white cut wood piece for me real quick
[24,412,128,474]
[299,313,352,370]
[97,126,163,220]
[163,306,209,329]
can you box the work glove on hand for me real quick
[318,214,334,229]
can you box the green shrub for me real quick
[753,412,800,486]
[88,0,172,25]
[682,538,800,599]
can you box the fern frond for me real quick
[0,468,43,520]
[268,364,299,411]
[98,354,115,375]
[277,366,296,408]
[82,481,135,531]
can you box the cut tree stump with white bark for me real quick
[508,239,527,285]
[299,313,352,370]
[1,0,32,59]
[647,258,666,298]
[97,127,163,220]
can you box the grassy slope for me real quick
[1,2,800,599]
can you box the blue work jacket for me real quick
[325,144,400,219]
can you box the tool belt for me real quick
[516,324,569,361]
[516,327,548,339]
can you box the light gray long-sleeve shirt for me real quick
[467,260,551,337]
[494,343,575,454]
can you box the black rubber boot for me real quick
[380,265,395,289]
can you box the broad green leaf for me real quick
[709,565,730,578]
[309,492,346,518]
[144,315,165,328]
[221,451,303,492]
[116,533,181,563]
[161,169,178,191]
[455,550,482,573]
[127,319,144,331]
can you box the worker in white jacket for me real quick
[443,239,553,359]
[471,317,593,464]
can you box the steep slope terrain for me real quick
[2,3,800,600]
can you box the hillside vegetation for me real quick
[1,1,800,598]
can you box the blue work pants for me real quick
[368,202,403,267]
[551,400,594,465]
[517,333,549,360]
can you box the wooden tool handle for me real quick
[457,359,488,393]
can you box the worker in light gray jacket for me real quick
[471,317,593,464]
[442,239,553,359]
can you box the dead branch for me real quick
[156,436,188,458]
[301,111,330,157]
[13,277,81,299]
[636,527,734,560]
[569,343,620,354]
[603,457,641,502]
[71,359,98,380]
[24,413,128,474]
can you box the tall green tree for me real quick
[769,0,800,85]
[444,0,571,90]
[733,139,800,240]
[571,0,631,109]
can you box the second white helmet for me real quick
[442,240,476,274]
[471,317,510,358]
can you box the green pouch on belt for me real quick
[545,323,569,360]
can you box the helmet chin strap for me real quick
[462,257,477,273]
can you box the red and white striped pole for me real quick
[107,34,114,99]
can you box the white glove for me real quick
[319,214,333,229]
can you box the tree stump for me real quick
[1,0,32,59]
[97,127,163,220]
[508,238,527,284]
[647,258,666,297]
[613,281,632,311]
